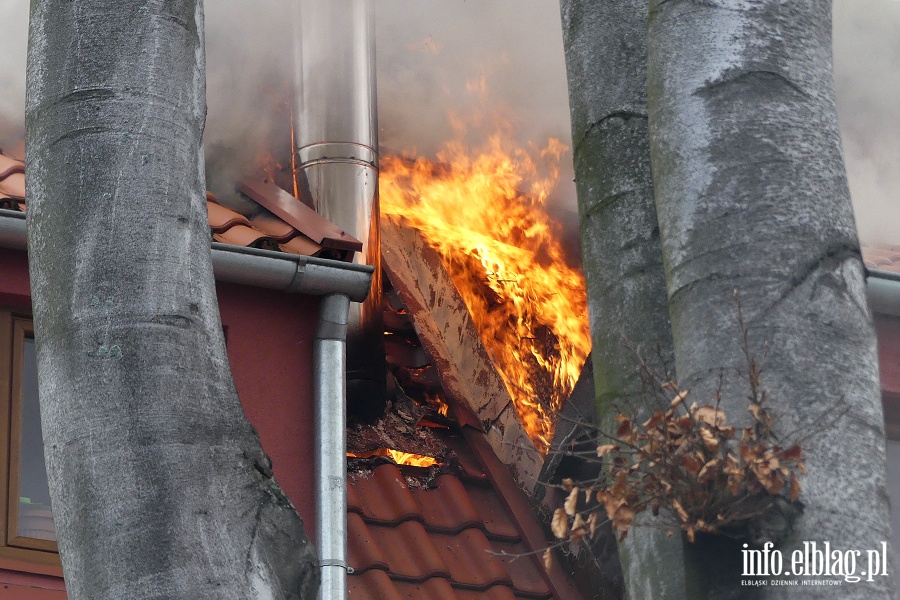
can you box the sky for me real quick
[0,0,896,246]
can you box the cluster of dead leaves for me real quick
[551,383,805,547]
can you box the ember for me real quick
[380,133,591,453]
[347,448,441,468]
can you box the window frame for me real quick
[0,308,60,567]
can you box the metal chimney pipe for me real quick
[294,0,384,421]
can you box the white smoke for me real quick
[0,1,27,156]
[834,0,900,247]
[0,0,895,246]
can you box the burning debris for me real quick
[380,134,591,453]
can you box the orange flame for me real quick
[347,449,440,468]
[380,134,591,454]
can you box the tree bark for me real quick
[26,2,318,598]
[647,1,893,598]
[559,1,686,597]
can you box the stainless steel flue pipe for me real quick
[294,0,384,422]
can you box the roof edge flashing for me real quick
[868,270,900,318]
[0,211,26,250]
[0,218,373,301]
[211,243,373,301]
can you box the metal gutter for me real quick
[0,209,25,250]
[210,242,373,302]
[0,217,373,303]
[868,269,900,318]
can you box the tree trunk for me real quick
[647,1,893,598]
[559,1,686,597]
[25,2,318,598]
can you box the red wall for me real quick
[0,249,30,311]
[877,315,900,397]
[217,281,319,529]
[0,250,319,598]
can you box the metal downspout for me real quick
[314,293,352,600]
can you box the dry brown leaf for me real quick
[551,508,569,539]
[748,403,761,420]
[670,390,688,409]
[596,444,618,458]
[672,499,689,523]
[698,459,720,484]
[784,445,802,461]
[587,512,599,539]
[643,409,665,429]
[564,487,579,517]
[790,475,801,502]
[611,503,635,533]
[699,427,720,452]
[571,513,587,542]
[543,548,553,572]
[681,454,702,476]
[694,406,726,427]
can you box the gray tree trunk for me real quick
[25,2,318,598]
[647,1,893,598]
[559,1,686,598]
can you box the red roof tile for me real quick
[0,151,26,204]
[206,189,336,258]
[207,201,252,232]
[347,437,558,599]
[864,245,900,276]
[250,210,297,242]
[238,179,363,253]
[351,465,423,525]
[0,150,348,261]
[212,223,277,249]
[411,476,482,532]
[364,519,451,580]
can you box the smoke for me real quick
[203,0,296,211]
[0,2,27,157]
[374,1,579,260]
[0,1,896,246]
[834,0,900,247]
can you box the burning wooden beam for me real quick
[381,218,543,493]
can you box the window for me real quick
[0,309,59,566]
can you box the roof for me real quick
[353,280,585,600]
[0,148,360,262]
[0,150,26,210]
[864,245,900,277]
[346,427,570,600]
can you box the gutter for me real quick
[0,211,373,302]
[868,269,900,318]
[210,242,372,302]
[0,209,25,250]
[1,210,371,597]
[313,294,352,599]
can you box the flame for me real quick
[380,134,591,454]
[348,449,440,468]
[425,393,451,417]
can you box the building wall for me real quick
[0,252,319,598]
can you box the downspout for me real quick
[293,4,379,596]
[314,294,352,600]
